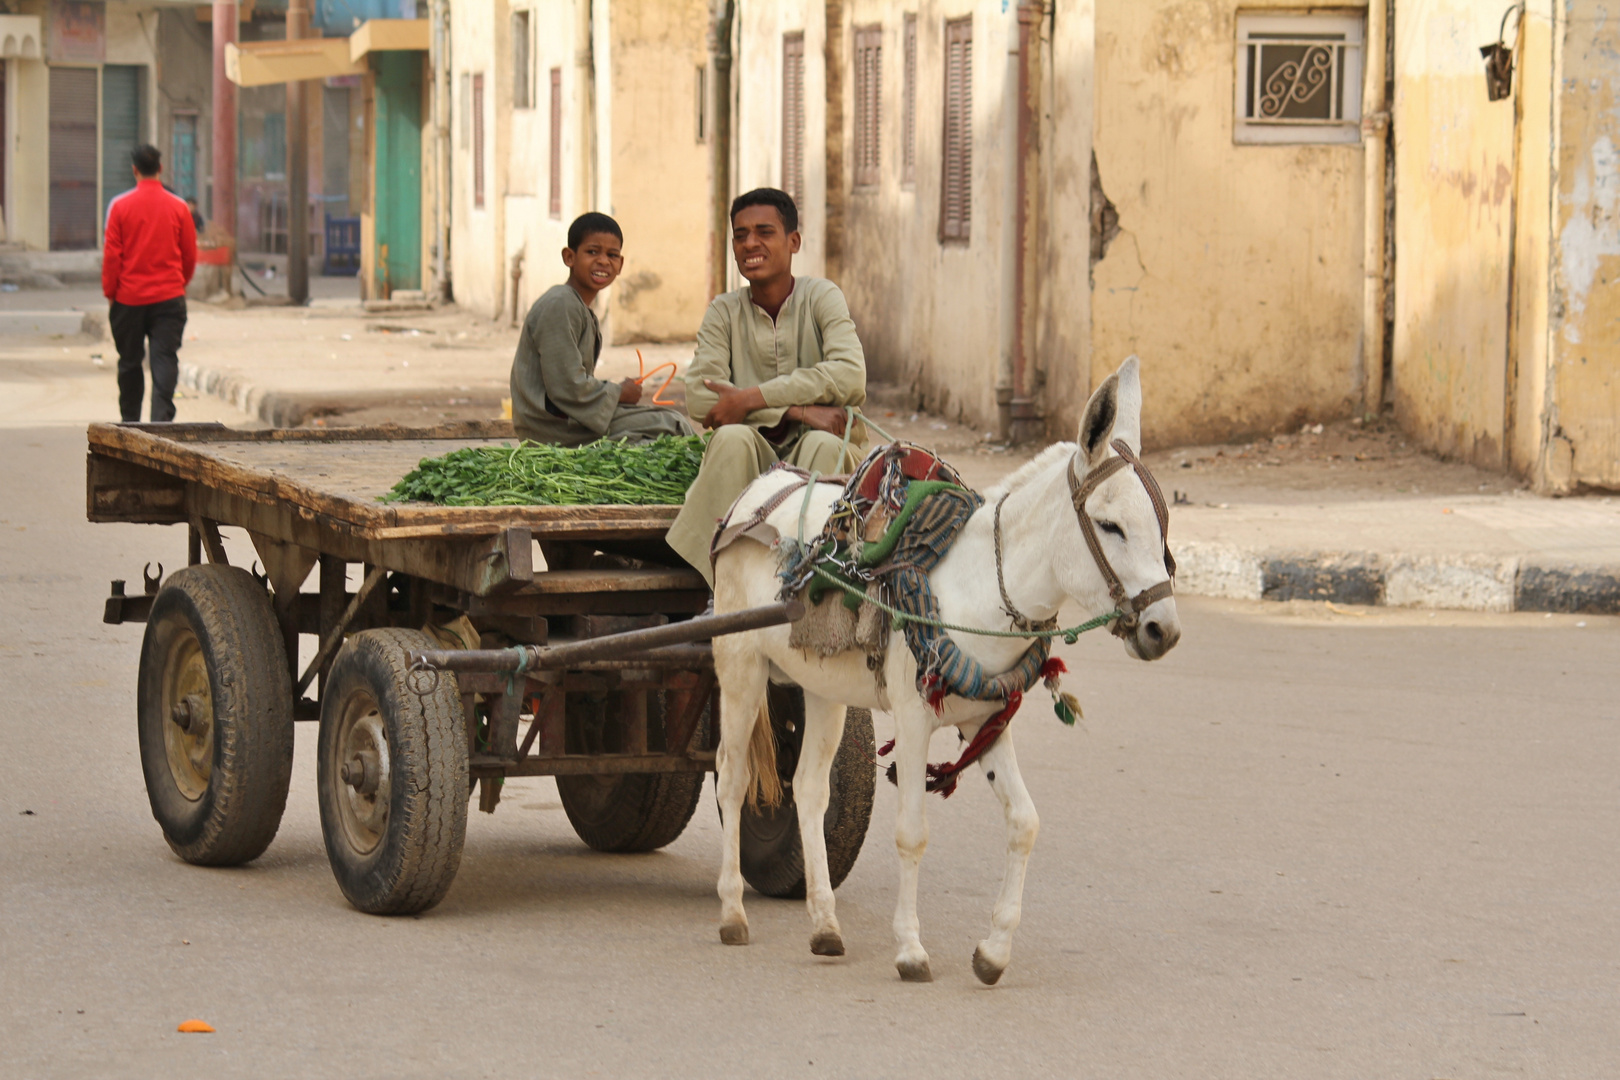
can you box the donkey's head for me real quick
[1054,356,1181,661]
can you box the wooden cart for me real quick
[88,421,874,914]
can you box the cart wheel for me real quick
[137,564,294,866]
[317,628,468,915]
[557,691,705,852]
[738,686,876,899]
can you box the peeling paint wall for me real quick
[1090,0,1366,448]
[1546,0,1620,490]
[1391,0,1517,469]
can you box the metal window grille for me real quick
[512,11,532,109]
[853,25,881,188]
[472,73,485,209]
[939,16,971,242]
[549,67,562,219]
[782,33,805,205]
[1234,14,1363,145]
[902,13,917,186]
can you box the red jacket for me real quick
[102,179,198,306]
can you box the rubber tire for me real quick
[317,629,469,915]
[557,692,705,853]
[137,564,294,866]
[738,686,876,899]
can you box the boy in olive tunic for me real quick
[667,189,868,583]
[510,212,694,446]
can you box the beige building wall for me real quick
[5,53,50,250]
[1390,0,1517,468]
[1091,0,1368,449]
[1544,0,1620,490]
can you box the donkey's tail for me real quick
[746,699,783,811]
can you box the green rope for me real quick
[807,563,1118,645]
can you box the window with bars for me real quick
[549,67,563,219]
[939,17,971,242]
[1234,13,1363,145]
[853,25,881,188]
[782,33,805,205]
[902,13,917,186]
[512,10,532,109]
[472,73,485,209]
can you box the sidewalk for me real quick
[52,293,1620,614]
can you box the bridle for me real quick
[1066,438,1176,640]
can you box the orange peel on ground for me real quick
[177,1019,215,1033]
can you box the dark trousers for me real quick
[110,296,187,422]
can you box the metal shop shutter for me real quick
[49,67,99,251]
[102,65,146,221]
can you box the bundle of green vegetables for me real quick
[381,434,708,506]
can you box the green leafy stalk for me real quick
[381,434,708,507]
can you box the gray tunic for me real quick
[510,284,693,446]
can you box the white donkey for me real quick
[710,356,1181,984]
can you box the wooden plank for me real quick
[521,568,707,594]
[468,753,712,778]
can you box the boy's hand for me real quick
[618,377,643,405]
[790,405,848,437]
[701,380,766,427]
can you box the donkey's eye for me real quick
[1096,519,1126,540]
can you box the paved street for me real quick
[2,393,1617,1077]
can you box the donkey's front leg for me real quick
[713,643,768,946]
[890,699,934,982]
[970,731,1040,985]
[796,691,849,957]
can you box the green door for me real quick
[102,65,146,221]
[373,52,422,295]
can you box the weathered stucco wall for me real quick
[1391,0,1516,468]
[605,0,711,343]
[1545,0,1620,491]
[1091,0,1366,448]
[6,51,50,251]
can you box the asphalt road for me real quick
[3,400,1618,1077]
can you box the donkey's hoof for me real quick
[896,958,933,983]
[810,930,845,957]
[971,945,1005,986]
[719,921,750,946]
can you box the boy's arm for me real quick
[521,298,620,435]
[750,283,866,410]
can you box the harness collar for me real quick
[1066,438,1177,640]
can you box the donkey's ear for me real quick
[1111,355,1143,453]
[1078,370,1120,466]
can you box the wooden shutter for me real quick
[512,11,531,109]
[548,67,562,218]
[939,17,972,242]
[49,67,98,250]
[472,73,485,209]
[782,33,805,205]
[853,25,881,188]
[902,14,917,185]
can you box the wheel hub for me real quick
[331,694,391,855]
[161,633,213,801]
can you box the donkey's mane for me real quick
[983,441,1076,500]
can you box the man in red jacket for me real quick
[103,144,197,422]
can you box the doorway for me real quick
[101,64,147,221]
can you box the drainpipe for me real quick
[286,0,310,304]
[1360,0,1390,415]
[211,0,237,293]
[429,0,450,302]
[708,0,734,299]
[1004,0,1043,443]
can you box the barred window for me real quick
[782,33,805,205]
[511,10,532,109]
[939,17,971,242]
[472,73,485,209]
[1234,13,1363,145]
[853,25,881,188]
[902,13,917,186]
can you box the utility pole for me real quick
[211,0,237,293]
[285,0,310,304]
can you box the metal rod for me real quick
[469,752,715,778]
[410,601,802,673]
[294,566,387,697]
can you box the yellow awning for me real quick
[224,38,365,87]
[349,19,429,62]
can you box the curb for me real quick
[1175,540,1620,615]
[178,362,504,428]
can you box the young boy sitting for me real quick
[509,212,695,446]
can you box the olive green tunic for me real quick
[668,277,869,582]
[509,283,693,447]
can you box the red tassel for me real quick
[1039,657,1068,681]
[878,739,895,757]
[922,674,949,713]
